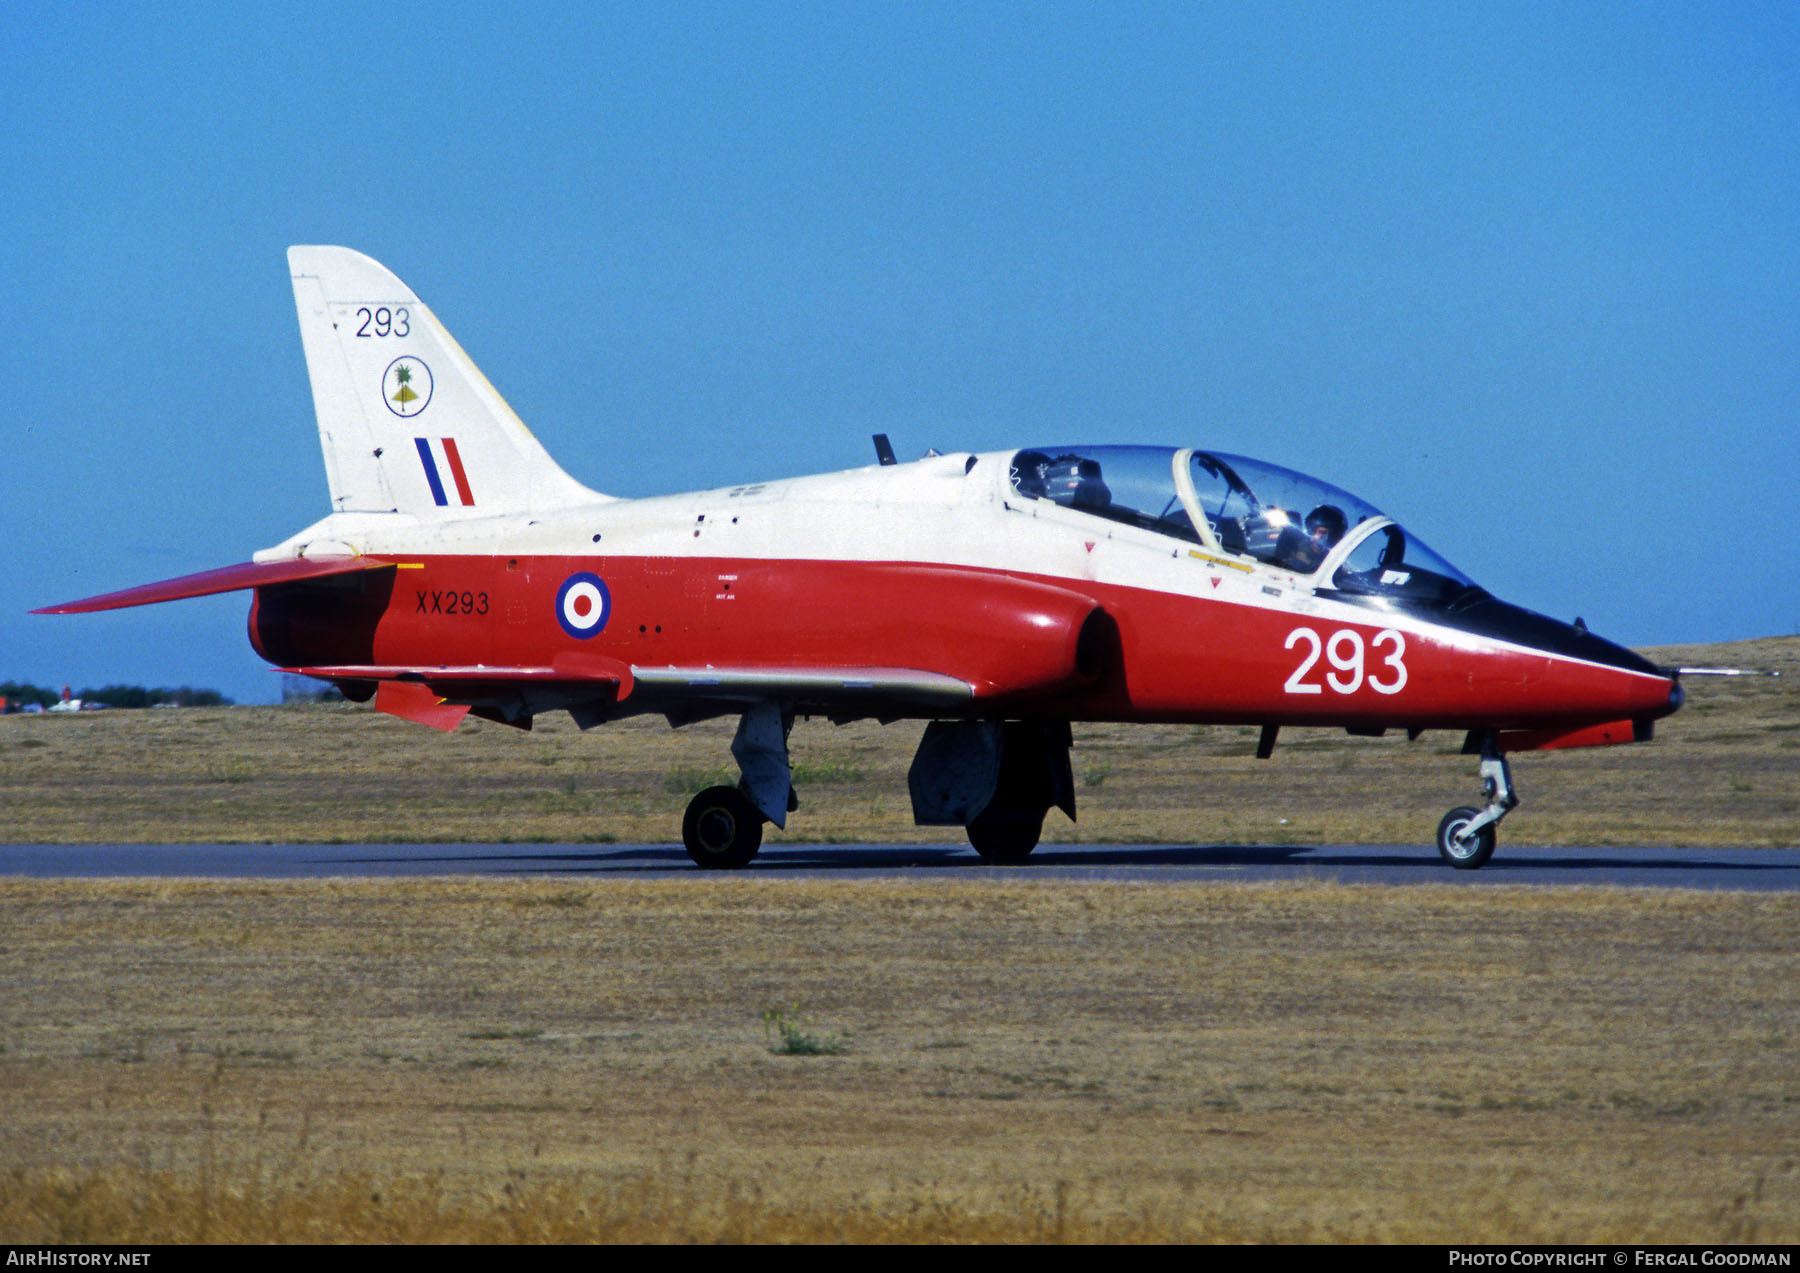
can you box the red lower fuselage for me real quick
[249,551,1679,735]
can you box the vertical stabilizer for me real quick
[287,246,609,517]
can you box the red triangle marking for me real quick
[1209,577,1222,589]
[1084,542,1095,553]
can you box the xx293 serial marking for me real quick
[416,589,489,616]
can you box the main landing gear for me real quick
[965,805,1045,864]
[1436,732,1518,870]
[678,710,1077,869]
[908,719,1075,865]
[679,702,792,869]
[682,785,764,869]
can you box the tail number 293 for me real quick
[1283,627,1407,695]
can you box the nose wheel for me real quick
[1437,805,1497,869]
[1436,734,1517,870]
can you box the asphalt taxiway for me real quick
[2,841,1796,890]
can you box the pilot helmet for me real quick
[1305,503,1348,542]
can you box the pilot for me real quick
[1040,455,1112,513]
[1305,504,1348,554]
[1274,504,1347,573]
[1010,450,1051,499]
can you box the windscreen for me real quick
[1326,523,1476,606]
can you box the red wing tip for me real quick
[32,599,134,615]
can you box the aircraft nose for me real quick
[1446,595,1681,719]
[1451,594,1654,672]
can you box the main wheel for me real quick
[966,811,1044,864]
[1436,805,1496,870]
[682,785,764,869]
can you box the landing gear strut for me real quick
[1436,732,1517,870]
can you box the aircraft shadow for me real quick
[305,841,1796,883]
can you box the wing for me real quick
[285,660,976,731]
[34,557,395,614]
[631,665,973,705]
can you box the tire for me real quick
[1436,805,1496,870]
[966,811,1043,864]
[682,785,764,869]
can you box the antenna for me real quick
[872,434,897,466]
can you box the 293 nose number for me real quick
[1283,627,1407,695]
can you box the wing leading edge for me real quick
[35,557,396,614]
[285,661,978,731]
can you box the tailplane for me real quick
[287,246,608,517]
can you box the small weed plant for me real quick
[760,1007,845,1057]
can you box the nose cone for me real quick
[1447,594,1682,721]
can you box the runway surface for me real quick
[3,841,1797,890]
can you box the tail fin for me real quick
[287,246,608,517]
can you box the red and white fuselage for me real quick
[243,450,1676,740]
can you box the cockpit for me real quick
[1008,445,1477,607]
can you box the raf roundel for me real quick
[555,572,611,639]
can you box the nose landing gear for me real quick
[1436,732,1517,870]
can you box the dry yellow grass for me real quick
[1,636,1794,850]
[1,878,1795,1243]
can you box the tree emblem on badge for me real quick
[384,357,433,417]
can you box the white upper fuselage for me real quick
[265,447,1364,625]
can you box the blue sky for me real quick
[4,1,1796,704]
